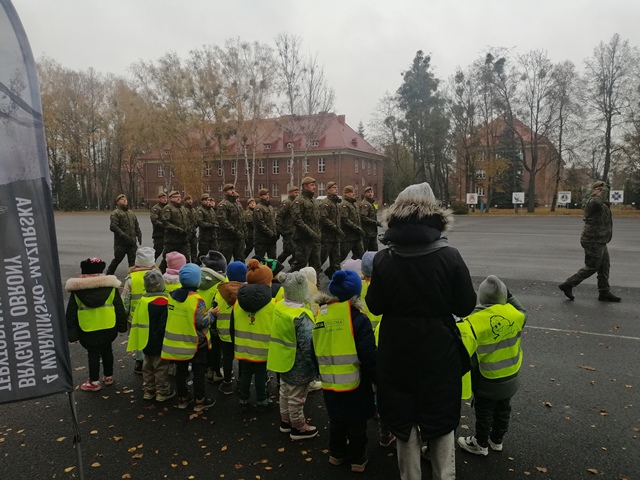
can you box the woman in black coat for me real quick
[365,183,476,480]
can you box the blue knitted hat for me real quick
[226,261,247,282]
[179,263,201,288]
[329,270,362,302]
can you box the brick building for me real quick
[140,113,384,206]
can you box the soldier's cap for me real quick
[364,186,373,193]
[115,193,126,202]
[184,194,192,200]
[288,185,300,193]
[168,190,181,198]
[301,176,316,185]
[326,181,337,190]
[592,180,606,189]
[157,192,167,198]
[223,183,235,192]
[200,193,210,201]
[343,185,355,194]
[258,188,269,196]
[247,198,256,204]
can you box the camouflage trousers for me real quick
[321,241,341,278]
[290,240,321,276]
[363,236,379,252]
[159,242,190,273]
[152,237,164,260]
[197,238,219,264]
[220,239,246,264]
[565,241,610,292]
[106,244,136,275]
[254,241,277,260]
[340,239,364,262]
[189,234,198,263]
[277,235,295,265]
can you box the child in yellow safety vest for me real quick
[313,270,377,473]
[65,258,127,392]
[199,250,227,384]
[456,275,526,456]
[267,271,319,440]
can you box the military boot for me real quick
[558,283,574,300]
[598,291,621,302]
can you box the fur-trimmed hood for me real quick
[314,291,365,311]
[65,275,121,292]
[383,201,453,233]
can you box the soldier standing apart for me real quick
[160,191,190,271]
[320,181,345,279]
[359,187,380,252]
[183,195,198,263]
[559,180,621,302]
[290,177,322,275]
[276,186,299,265]
[340,186,365,262]
[254,188,278,259]
[243,198,256,258]
[106,194,142,275]
[217,184,247,264]
[196,193,219,260]
[150,192,168,260]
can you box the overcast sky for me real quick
[11,0,640,130]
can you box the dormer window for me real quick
[310,140,319,147]
[264,143,271,150]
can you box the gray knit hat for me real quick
[135,247,155,268]
[361,251,376,277]
[478,275,507,305]
[279,272,310,304]
[143,270,165,293]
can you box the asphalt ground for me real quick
[1,212,638,480]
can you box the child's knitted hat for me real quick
[329,270,362,302]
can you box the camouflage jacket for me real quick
[184,204,197,236]
[291,190,320,242]
[319,194,343,242]
[217,196,245,241]
[110,206,141,246]
[581,190,613,243]
[162,201,189,244]
[150,202,165,240]
[196,205,218,240]
[276,195,296,237]
[359,197,378,237]
[253,199,277,243]
[340,197,364,241]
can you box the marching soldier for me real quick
[340,185,365,261]
[106,194,142,275]
[319,181,345,279]
[161,191,190,270]
[290,177,321,275]
[196,193,219,261]
[276,185,299,265]
[184,194,198,263]
[359,186,380,252]
[150,192,168,260]
[244,197,256,258]
[217,184,246,264]
[253,188,278,259]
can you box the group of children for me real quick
[65,248,526,472]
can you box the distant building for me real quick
[140,113,384,205]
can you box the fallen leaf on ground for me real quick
[91,462,101,468]
[587,468,598,474]
[132,454,143,459]
[221,445,228,451]
[544,402,552,408]
[56,437,66,442]
[579,365,596,371]
[113,436,123,442]
[64,467,75,473]
[536,466,548,473]
[122,474,131,479]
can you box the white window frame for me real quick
[204,162,211,177]
[217,161,224,176]
[157,164,164,178]
[244,185,251,197]
[271,183,279,197]
[355,158,359,173]
[244,161,250,176]
[317,182,325,196]
[476,186,485,197]
[272,159,279,175]
[169,168,175,178]
[258,159,265,175]
[287,158,292,174]
[231,161,237,176]
[286,142,294,148]
[310,140,319,147]
[317,157,325,173]
[302,158,309,174]
[218,184,224,197]
[264,143,271,150]
[476,169,487,180]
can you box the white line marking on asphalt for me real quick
[527,325,640,341]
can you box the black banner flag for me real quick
[0,0,73,404]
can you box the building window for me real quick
[158,186,165,195]
[169,168,175,178]
[204,162,212,177]
[218,184,224,197]
[286,142,294,148]
[258,183,265,191]
[367,159,371,175]
[272,159,279,175]
[476,169,486,180]
[302,158,309,174]
[244,161,250,176]
[310,140,319,147]
[317,182,325,196]
[362,177,366,187]
[264,143,271,150]
[245,185,251,197]
[258,159,265,175]
[218,161,224,176]
[317,157,325,173]
[157,164,164,178]
[374,161,377,176]
[272,183,279,197]
[231,161,237,176]
[286,159,292,174]
[476,186,485,197]
[206,184,211,193]
[355,158,359,173]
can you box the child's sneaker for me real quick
[133,360,143,375]
[290,423,318,441]
[328,455,346,466]
[102,376,114,386]
[457,436,488,456]
[177,396,193,410]
[379,432,396,447]
[193,397,216,412]
[488,438,503,451]
[279,421,292,433]
[308,380,322,391]
[351,455,368,473]
[80,380,101,392]
[155,390,176,402]
[212,370,224,383]
[218,381,234,395]
[143,390,156,400]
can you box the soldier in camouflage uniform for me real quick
[150,192,167,260]
[253,188,278,259]
[196,193,219,261]
[183,194,198,263]
[559,180,621,302]
[340,185,365,262]
[359,186,381,252]
[161,190,190,270]
[319,181,345,279]
[217,184,246,264]
[243,197,256,258]
[106,194,142,275]
[290,176,322,275]
[276,185,299,265]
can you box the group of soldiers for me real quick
[107,177,380,277]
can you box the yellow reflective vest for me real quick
[127,293,168,351]
[456,320,478,400]
[165,281,181,293]
[213,290,234,343]
[198,282,221,309]
[462,303,525,380]
[161,292,211,361]
[312,301,360,392]
[76,289,117,332]
[360,280,381,330]
[267,302,314,373]
[274,285,285,302]
[233,299,275,362]
[128,269,148,319]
